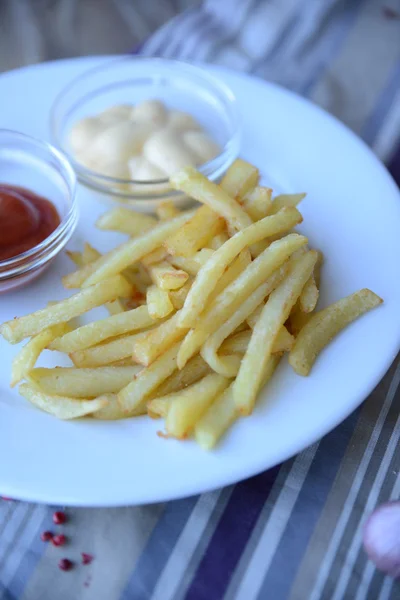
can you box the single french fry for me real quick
[165,373,230,438]
[233,251,318,414]
[82,243,101,264]
[156,200,180,220]
[243,186,273,221]
[118,343,180,416]
[96,207,157,236]
[146,285,174,319]
[66,250,84,267]
[178,209,303,328]
[270,193,306,215]
[19,383,108,419]
[147,260,189,290]
[67,210,195,289]
[164,205,224,257]
[194,355,281,449]
[11,323,69,387]
[220,159,259,199]
[201,282,271,377]
[70,331,147,368]
[208,231,229,250]
[28,365,141,398]
[246,304,263,329]
[50,305,154,353]
[220,326,294,356]
[141,247,168,267]
[153,355,211,398]
[299,274,319,313]
[1,275,131,344]
[170,167,253,232]
[92,393,146,419]
[169,281,192,310]
[132,311,188,366]
[147,395,172,418]
[177,234,307,368]
[289,289,383,376]
[168,249,214,276]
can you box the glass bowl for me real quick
[50,56,241,208]
[0,130,78,293]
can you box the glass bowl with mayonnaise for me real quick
[50,57,241,208]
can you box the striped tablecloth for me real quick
[1,1,400,599]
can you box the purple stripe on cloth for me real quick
[121,495,198,600]
[184,466,280,600]
[388,142,400,186]
[256,409,359,600]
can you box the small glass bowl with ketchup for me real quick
[0,130,77,293]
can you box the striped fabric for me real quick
[2,1,400,599]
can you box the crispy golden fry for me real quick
[177,234,307,368]
[147,260,189,290]
[92,393,146,419]
[233,251,318,414]
[289,289,383,376]
[50,305,153,353]
[96,207,157,236]
[168,249,214,276]
[28,365,141,397]
[246,304,263,329]
[208,249,251,303]
[289,301,311,336]
[270,193,306,215]
[82,243,101,264]
[132,311,188,366]
[169,281,192,310]
[156,200,180,220]
[299,274,319,313]
[141,247,168,267]
[243,186,273,221]
[71,331,147,368]
[146,285,174,319]
[153,355,211,398]
[208,231,229,250]
[194,355,281,449]
[11,323,69,387]
[1,275,131,344]
[220,326,293,356]
[164,205,224,257]
[178,209,303,328]
[19,383,108,419]
[165,373,230,438]
[66,250,84,267]
[65,210,195,289]
[147,395,172,418]
[118,342,180,416]
[170,167,252,232]
[201,282,271,377]
[220,159,259,199]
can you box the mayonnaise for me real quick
[68,99,220,185]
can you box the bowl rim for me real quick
[50,56,241,198]
[0,129,78,276]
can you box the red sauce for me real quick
[0,184,60,261]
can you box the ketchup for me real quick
[0,184,60,261]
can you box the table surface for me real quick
[1,1,400,599]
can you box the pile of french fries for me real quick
[0,159,383,449]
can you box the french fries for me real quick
[165,373,230,438]
[0,160,383,451]
[11,323,69,387]
[19,383,108,419]
[28,366,141,397]
[220,159,259,199]
[177,209,303,328]
[1,275,131,344]
[96,207,157,236]
[233,251,318,414]
[146,285,174,319]
[164,205,224,257]
[50,305,154,353]
[170,167,253,232]
[289,289,382,376]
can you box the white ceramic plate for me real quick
[1,57,399,507]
